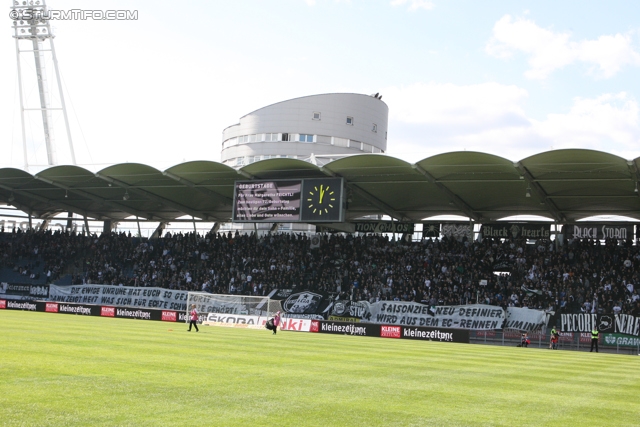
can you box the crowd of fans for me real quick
[1,226,640,316]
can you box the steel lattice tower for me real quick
[11,0,75,169]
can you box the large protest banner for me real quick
[503,306,550,332]
[331,300,548,331]
[48,284,190,311]
[369,302,504,330]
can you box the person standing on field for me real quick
[188,304,199,332]
[590,328,599,352]
[550,326,559,350]
[272,310,281,335]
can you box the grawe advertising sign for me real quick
[602,333,640,348]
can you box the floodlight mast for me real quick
[11,0,76,170]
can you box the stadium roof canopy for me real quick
[1,149,639,224]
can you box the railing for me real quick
[470,329,640,355]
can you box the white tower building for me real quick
[222,93,388,167]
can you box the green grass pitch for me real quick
[1,310,639,427]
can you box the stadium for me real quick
[2,2,640,426]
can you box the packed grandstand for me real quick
[1,227,639,319]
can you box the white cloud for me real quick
[535,92,640,156]
[390,0,435,12]
[385,82,529,126]
[486,15,640,79]
[382,83,640,162]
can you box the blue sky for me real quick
[1,0,639,171]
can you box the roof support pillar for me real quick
[210,222,221,235]
[151,221,167,239]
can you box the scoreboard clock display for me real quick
[233,178,344,223]
[300,178,344,222]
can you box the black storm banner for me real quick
[481,223,551,239]
[563,224,634,240]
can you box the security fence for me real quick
[471,329,640,355]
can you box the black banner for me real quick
[441,223,473,240]
[354,221,414,234]
[331,300,372,321]
[422,223,440,238]
[481,223,551,239]
[563,224,634,240]
[281,291,332,317]
[492,260,514,272]
[559,313,640,337]
[0,283,49,299]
